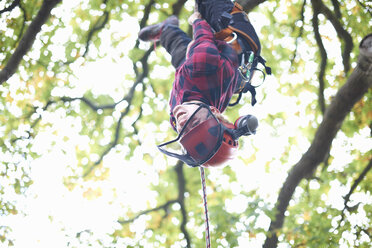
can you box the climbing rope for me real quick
[199,167,211,248]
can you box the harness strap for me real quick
[231,1,244,13]
[214,26,234,41]
[214,2,259,55]
[213,1,272,107]
[214,3,247,51]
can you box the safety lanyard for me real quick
[200,167,211,248]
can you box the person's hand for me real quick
[188,11,202,25]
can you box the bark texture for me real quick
[263,34,372,248]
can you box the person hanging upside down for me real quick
[138,2,270,167]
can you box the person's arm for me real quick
[185,16,220,74]
[188,11,202,26]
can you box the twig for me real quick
[290,0,307,67]
[81,0,110,58]
[317,0,353,74]
[311,0,327,114]
[118,199,179,224]
[333,159,372,231]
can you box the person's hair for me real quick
[214,112,233,126]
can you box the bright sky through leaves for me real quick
[0,0,371,247]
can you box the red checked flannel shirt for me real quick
[169,19,240,130]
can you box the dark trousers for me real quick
[160,25,192,69]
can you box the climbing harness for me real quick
[226,32,237,44]
[228,50,270,107]
[200,167,211,248]
[238,51,255,83]
[207,1,272,107]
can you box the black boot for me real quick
[138,15,179,42]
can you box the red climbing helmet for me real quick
[158,103,257,167]
[179,116,238,167]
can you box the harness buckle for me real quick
[238,51,254,82]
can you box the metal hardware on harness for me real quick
[238,51,254,82]
[200,167,211,248]
[226,32,237,44]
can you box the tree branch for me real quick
[13,20,155,179]
[175,161,191,248]
[263,33,372,248]
[81,76,142,177]
[330,0,341,19]
[15,2,27,45]
[0,0,62,84]
[10,99,56,143]
[117,161,190,246]
[311,0,327,114]
[81,0,110,58]
[290,0,307,67]
[139,0,156,29]
[317,0,354,74]
[335,158,372,230]
[0,0,20,15]
[357,0,372,18]
[82,44,153,178]
[172,0,188,16]
[117,199,179,224]
[343,159,372,205]
[236,0,268,13]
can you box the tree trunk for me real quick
[263,33,372,248]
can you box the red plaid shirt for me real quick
[169,19,239,130]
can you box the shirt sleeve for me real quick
[185,20,220,75]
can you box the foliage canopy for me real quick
[0,0,371,247]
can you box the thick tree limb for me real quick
[172,0,188,16]
[236,0,267,13]
[263,34,372,248]
[0,0,20,15]
[0,0,62,84]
